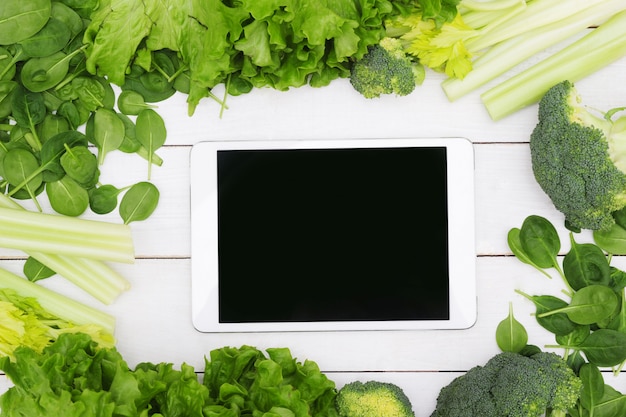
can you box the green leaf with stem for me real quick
[119,181,159,224]
[508,227,552,279]
[93,107,125,165]
[135,109,166,179]
[2,148,43,211]
[537,285,618,325]
[495,302,528,352]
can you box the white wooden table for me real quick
[1,51,626,416]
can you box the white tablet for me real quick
[190,138,476,332]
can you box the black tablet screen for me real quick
[217,147,449,323]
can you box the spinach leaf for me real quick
[539,285,618,325]
[518,215,562,271]
[508,227,552,278]
[23,256,55,282]
[11,86,46,148]
[19,18,71,57]
[21,48,84,92]
[577,329,626,367]
[2,147,43,208]
[89,184,124,215]
[46,175,89,216]
[0,0,51,45]
[495,303,527,353]
[563,233,611,290]
[93,107,125,165]
[579,363,605,413]
[135,108,165,179]
[515,289,577,336]
[119,181,159,224]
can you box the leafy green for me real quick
[0,337,340,417]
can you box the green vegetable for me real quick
[336,380,415,417]
[83,0,397,115]
[528,80,626,232]
[0,337,340,417]
[0,1,164,224]
[0,267,115,334]
[0,0,51,45]
[430,351,582,417]
[442,0,626,102]
[349,37,424,99]
[119,181,160,224]
[495,302,528,353]
[508,215,626,416]
[0,287,114,359]
[482,9,626,120]
[0,193,130,304]
[0,204,134,263]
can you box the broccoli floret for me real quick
[430,351,582,417]
[336,380,415,417]
[530,80,626,231]
[349,37,424,99]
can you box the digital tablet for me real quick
[190,138,476,332]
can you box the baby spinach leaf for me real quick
[508,227,552,278]
[50,2,84,38]
[540,285,618,325]
[72,76,106,111]
[579,363,605,413]
[89,184,124,215]
[563,233,611,290]
[593,223,626,255]
[0,0,51,45]
[516,290,577,336]
[60,145,98,185]
[495,302,527,353]
[11,86,46,132]
[23,256,55,282]
[117,90,155,115]
[577,329,626,367]
[0,47,17,81]
[518,215,562,270]
[39,130,88,179]
[21,52,69,92]
[135,108,165,179]
[20,18,71,57]
[46,175,89,216]
[594,385,626,417]
[3,147,43,208]
[93,107,125,165]
[119,181,159,224]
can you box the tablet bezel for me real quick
[190,137,476,332]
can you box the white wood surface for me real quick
[1,51,625,416]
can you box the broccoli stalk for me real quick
[529,80,626,231]
[349,37,424,99]
[430,351,582,417]
[336,380,415,417]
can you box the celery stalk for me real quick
[442,0,626,101]
[465,0,613,53]
[0,207,135,263]
[481,10,626,120]
[0,193,131,304]
[29,252,130,304]
[0,266,116,333]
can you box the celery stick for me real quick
[442,0,626,101]
[465,0,612,53]
[0,266,116,333]
[481,10,626,120]
[29,252,130,304]
[0,207,135,263]
[0,193,131,304]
